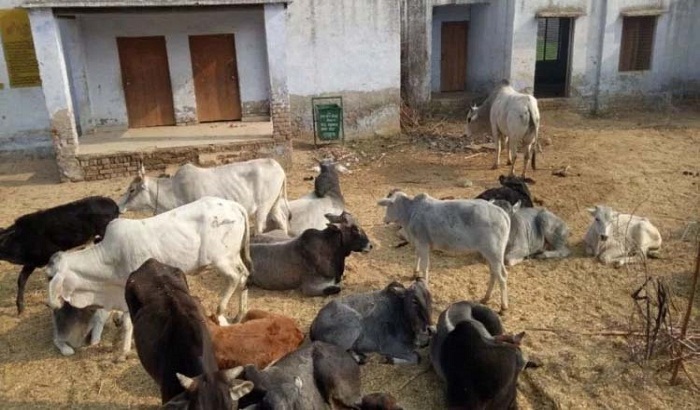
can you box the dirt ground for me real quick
[0,107,699,409]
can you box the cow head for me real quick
[51,303,108,356]
[325,211,372,253]
[377,189,411,226]
[164,367,254,410]
[387,280,433,348]
[117,164,152,213]
[465,103,480,138]
[358,392,404,410]
[587,205,615,242]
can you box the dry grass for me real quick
[0,107,699,409]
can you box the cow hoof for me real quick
[218,315,231,326]
[55,343,75,356]
[498,307,509,316]
[479,297,489,305]
[351,351,368,365]
[323,286,341,296]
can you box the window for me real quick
[536,18,560,61]
[619,16,656,71]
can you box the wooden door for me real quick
[117,36,175,128]
[441,21,468,92]
[189,34,242,122]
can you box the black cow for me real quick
[430,301,529,409]
[249,211,372,296]
[238,341,402,410]
[476,175,534,208]
[0,196,119,314]
[125,259,253,408]
[310,280,433,365]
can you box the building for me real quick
[0,0,400,181]
[402,0,700,110]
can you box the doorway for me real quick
[189,34,242,122]
[117,36,176,128]
[534,18,573,98]
[440,21,468,92]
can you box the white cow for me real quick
[584,205,662,267]
[466,80,540,177]
[378,190,511,312]
[117,158,289,235]
[46,197,251,359]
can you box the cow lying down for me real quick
[310,280,433,365]
[476,174,535,207]
[205,310,304,371]
[491,200,570,266]
[249,212,372,296]
[430,301,532,409]
[238,341,402,410]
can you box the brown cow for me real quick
[206,310,304,370]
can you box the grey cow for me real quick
[249,212,372,296]
[492,200,571,266]
[310,280,433,365]
[239,341,402,410]
[378,190,511,312]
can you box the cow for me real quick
[310,280,432,365]
[117,159,290,235]
[205,310,304,370]
[46,197,251,360]
[0,196,119,314]
[377,189,511,312]
[238,341,402,410]
[430,301,528,410]
[51,303,111,357]
[584,205,662,267]
[125,259,254,407]
[492,200,571,266]
[249,212,372,297]
[466,80,540,177]
[476,174,535,208]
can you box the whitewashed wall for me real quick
[72,7,270,130]
[0,0,50,150]
[287,0,401,137]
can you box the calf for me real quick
[126,259,253,407]
[51,303,111,356]
[493,200,570,266]
[310,280,432,365]
[239,341,402,410]
[476,174,534,208]
[277,159,348,236]
[584,205,662,267]
[46,197,251,360]
[378,190,511,311]
[430,301,527,409]
[249,212,372,296]
[205,310,304,370]
[0,196,119,314]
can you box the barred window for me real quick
[619,16,656,71]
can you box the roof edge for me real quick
[23,0,290,9]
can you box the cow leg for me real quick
[509,145,518,176]
[301,276,339,297]
[492,129,502,169]
[115,312,133,362]
[415,246,430,283]
[505,135,512,165]
[521,146,531,177]
[16,265,36,315]
[498,264,509,313]
[215,259,246,323]
[88,309,110,346]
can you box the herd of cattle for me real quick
[0,85,665,409]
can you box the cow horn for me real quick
[221,366,245,383]
[176,373,197,392]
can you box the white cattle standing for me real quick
[584,205,662,267]
[46,197,251,359]
[378,190,511,312]
[117,158,290,235]
[466,80,540,177]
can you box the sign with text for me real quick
[0,9,41,88]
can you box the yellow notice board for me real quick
[0,9,41,88]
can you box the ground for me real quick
[0,107,698,409]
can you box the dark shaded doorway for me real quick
[534,18,572,98]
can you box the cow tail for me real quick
[527,98,539,170]
[241,213,253,274]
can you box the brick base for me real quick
[77,139,292,181]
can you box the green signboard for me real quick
[312,97,344,146]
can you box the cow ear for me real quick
[324,213,343,224]
[586,207,596,215]
[229,380,254,400]
[512,331,526,344]
[176,373,198,392]
[386,282,406,296]
[513,201,521,212]
[377,198,393,207]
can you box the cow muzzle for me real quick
[600,235,608,242]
